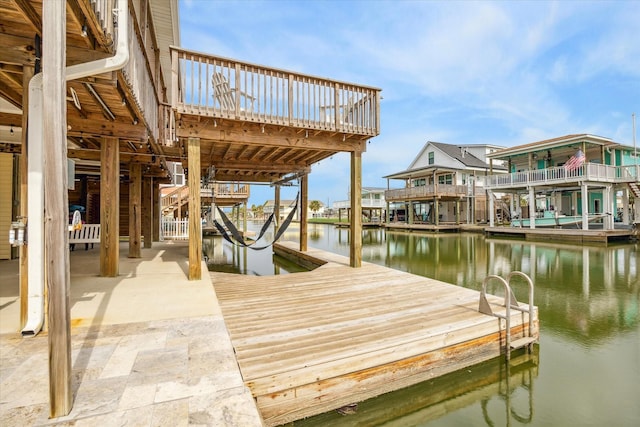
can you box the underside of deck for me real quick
[210,243,539,426]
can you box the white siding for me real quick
[0,153,13,259]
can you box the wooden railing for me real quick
[485,164,638,189]
[161,186,189,213]
[200,183,250,199]
[333,199,386,209]
[170,47,381,138]
[385,184,477,201]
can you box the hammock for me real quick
[214,194,299,250]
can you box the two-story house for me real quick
[484,134,639,231]
[384,141,507,228]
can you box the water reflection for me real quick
[206,223,640,426]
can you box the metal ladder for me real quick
[479,271,537,360]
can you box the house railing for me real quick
[385,184,478,201]
[169,47,381,138]
[200,183,250,199]
[333,199,386,209]
[486,164,638,189]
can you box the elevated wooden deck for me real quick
[211,242,539,426]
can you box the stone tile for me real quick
[0,402,48,427]
[150,398,189,427]
[189,387,263,427]
[99,345,139,379]
[127,346,189,386]
[67,376,128,419]
[188,350,242,381]
[118,383,157,411]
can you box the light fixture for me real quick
[81,22,88,38]
[132,118,138,125]
[79,132,83,143]
[10,125,14,135]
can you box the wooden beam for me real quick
[128,163,142,258]
[67,114,147,140]
[100,137,119,277]
[188,137,202,280]
[13,0,43,36]
[350,151,362,267]
[152,182,160,241]
[43,0,72,417]
[300,174,308,252]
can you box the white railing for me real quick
[333,199,386,209]
[161,218,188,240]
[170,47,381,137]
[485,164,637,189]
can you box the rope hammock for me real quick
[213,193,299,250]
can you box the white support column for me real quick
[529,187,536,229]
[621,188,629,225]
[581,183,589,230]
[488,191,495,227]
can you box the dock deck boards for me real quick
[211,242,538,426]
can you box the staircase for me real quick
[629,182,640,198]
[493,195,511,224]
[479,271,537,360]
[161,186,189,216]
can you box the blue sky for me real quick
[179,0,640,208]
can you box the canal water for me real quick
[204,223,640,426]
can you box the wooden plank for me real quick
[42,0,72,416]
[299,174,307,251]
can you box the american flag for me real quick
[564,149,585,171]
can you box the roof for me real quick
[486,134,616,159]
[384,141,505,179]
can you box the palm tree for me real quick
[309,200,322,217]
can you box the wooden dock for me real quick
[485,226,636,244]
[210,242,539,426]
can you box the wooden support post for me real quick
[153,182,160,241]
[43,0,72,416]
[350,151,362,267]
[100,137,119,277]
[19,65,34,329]
[300,174,308,252]
[142,177,153,248]
[188,137,202,280]
[274,185,281,232]
[128,164,142,257]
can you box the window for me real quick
[438,174,453,185]
[428,151,434,165]
[413,178,426,187]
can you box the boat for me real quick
[511,210,607,228]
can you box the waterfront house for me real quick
[0,0,380,417]
[333,186,386,223]
[384,141,508,227]
[484,134,639,231]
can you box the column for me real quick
[101,137,120,276]
[350,151,362,267]
[43,0,72,416]
[300,174,308,252]
[581,183,589,230]
[128,163,142,257]
[187,137,202,280]
[529,187,536,229]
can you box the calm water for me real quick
[204,223,640,426]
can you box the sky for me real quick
[179,0,640,208]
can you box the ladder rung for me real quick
[510,337,537,350]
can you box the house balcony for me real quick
[167,47,380,142]
[385,184,479,202]
[485,164,639,190]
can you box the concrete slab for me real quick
[0,241,263,426]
